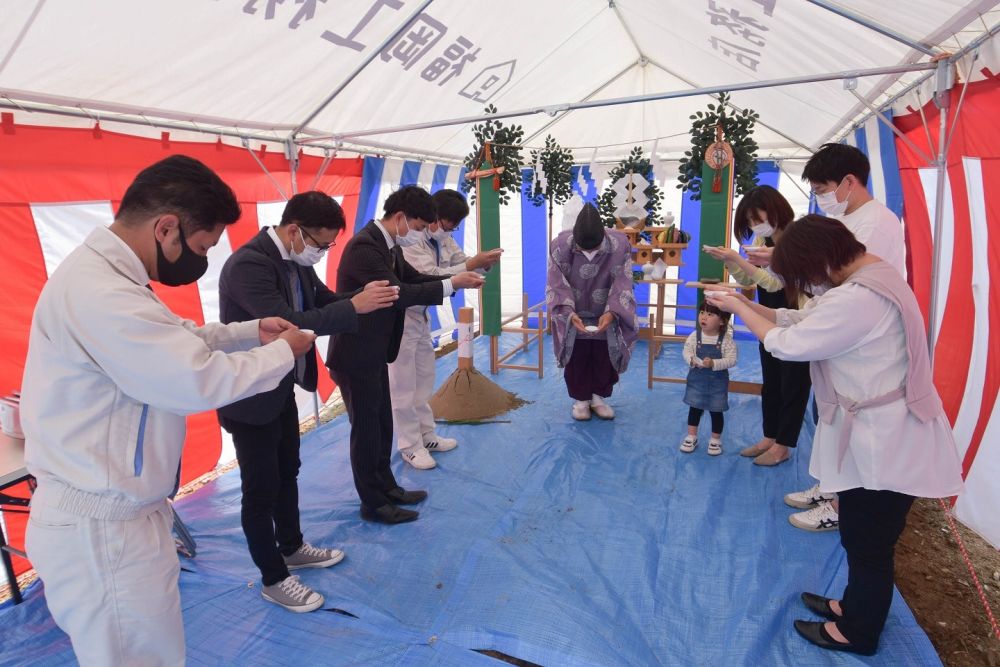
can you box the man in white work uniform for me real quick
[387,189,502,469]
[20,155,315,666]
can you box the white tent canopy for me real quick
[2,0,998,162]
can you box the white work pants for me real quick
[388,310,437,451]
[27,497,184,666]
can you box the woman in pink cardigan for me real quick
[706,215,963,657]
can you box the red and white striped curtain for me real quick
[894,77,1000,548]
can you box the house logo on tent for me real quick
[459,60,516,103]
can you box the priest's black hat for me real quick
[573,203,604,250]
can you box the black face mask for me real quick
[155,223,209,286]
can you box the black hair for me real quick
[698,301,731,338]
[802,143,871,187]
[383,185,436,223]
[280,191,345,230]
[431,189,470,225]
[733,185,794,242]
[117,155,241,232]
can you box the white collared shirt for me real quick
[374,220,453,297]
[266,225,292,261]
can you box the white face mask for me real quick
[395,216,422,247]
[750,221,774,238]
[289,228,326,266]
[815,180,851,217]
[427,225,450,241]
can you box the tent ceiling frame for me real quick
[841,18,1000,141]
[314,61,938,144]
[288,0,435,140]
[803,0,941,56]
[520,61,638,146]
[644,57,814,154]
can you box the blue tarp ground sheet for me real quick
[1,336,941,666]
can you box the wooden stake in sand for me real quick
[429,307,525,422]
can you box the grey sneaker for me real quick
[262,575,324,613]
[283,543,345,570]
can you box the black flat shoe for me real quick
[386,487,427,505]
[793,620,875,656]
[360,503,419,524]
[801,592,841,621]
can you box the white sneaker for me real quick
[423,433,457,452]
[784,483,837,509]
[707,439,722,456]
[283,543,345,571]
[680,435,698,453]
[789,501,840,532]
[262,575,324,613]
[590,396,615,420]
[401,446,436,470]
[572,401,591,421]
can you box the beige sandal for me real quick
[753,447,791,466]
[740,441,773,458]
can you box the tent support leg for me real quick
[927,59,952,367]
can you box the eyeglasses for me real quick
[300,226,334,251]
[438,219,460,232]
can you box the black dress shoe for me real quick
[385,487,427,505]
[801,592,841,621]
[793,620,876,656]
[360,503,419,524]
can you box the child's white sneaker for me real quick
[679,435,697,453]
[708,439,723,456]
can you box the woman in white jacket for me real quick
[707,215,963,657]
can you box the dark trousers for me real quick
[688,407,724,434]
[331,365,399,510]
[225,393,303,586]
[836,487,915,651]
[564,339,619,401]
[758,343,811,447]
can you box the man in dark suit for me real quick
[328,186,483,524]
[218,191,398,613]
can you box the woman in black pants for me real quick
[708,216,963,655]
[703,185,811,466]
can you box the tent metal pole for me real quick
[318,61,937,142]
[309,148,335,192]
[803,0,939,56]
[646,56,814,154]
[927,59,951,365]
[288,0,435,141]
[521,62,636,146]
[847,88,934,164]
[0,99,288,146]
[242,137,288,201]
[835,19,1000,142]
[286,139,299,195]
